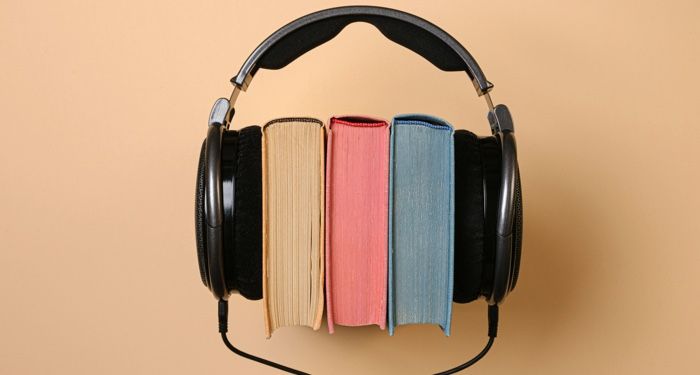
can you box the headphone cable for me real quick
[433,304,499,375]
[218,300,310,375]
[218,300,497,374]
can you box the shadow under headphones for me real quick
[194,6,522,374]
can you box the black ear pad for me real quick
[233,126,263,300]
[453,130,485,303]
[509,165,523,291]
[478,135,502,298]
[195,139,210,287]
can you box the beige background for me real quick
[1,0,699,374]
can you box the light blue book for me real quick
[388,114,454,336]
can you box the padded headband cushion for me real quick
[453,130,484,303]
[479,136,502,297]
[258,15,466,72]
[195,139,209,287]
[234,126,263,300]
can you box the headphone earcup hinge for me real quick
[487,104,514,135]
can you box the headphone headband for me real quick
[230,6,493,97]
[207,6,518,306]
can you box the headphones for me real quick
[195,6,522,374]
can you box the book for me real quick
[388,114,455,336]
[262,117,325,338]
[325,116,390,333]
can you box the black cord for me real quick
[218,300,498,374]
[433,305,499,375]
[218,300,310,375]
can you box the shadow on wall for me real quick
[505,167,597,335]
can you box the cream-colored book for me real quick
[262,117,325,338]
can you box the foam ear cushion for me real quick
[233,126,263,300]
[195,139,209,287]
[479,136,502,297]
[453,130,485,303]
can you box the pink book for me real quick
[325,116,390,333]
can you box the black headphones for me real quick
[195,6,522,374]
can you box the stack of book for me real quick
[259,114,455,337]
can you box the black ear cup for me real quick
[195,139,210,287]
[453,130,485,303]
[233,126,263,300]
[509,166,523,291]
[478,135,502,299]
[221,130,239,295]
[196,126,263,300]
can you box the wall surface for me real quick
[1,0,699,374]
